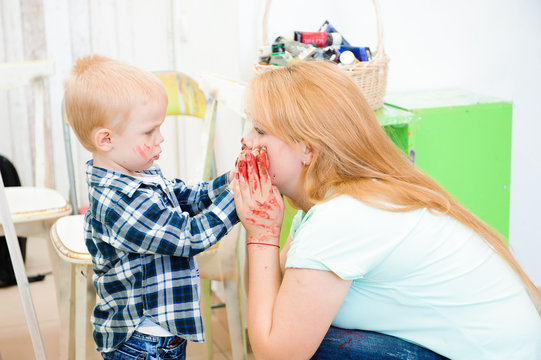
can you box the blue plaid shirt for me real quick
[84,161,238,352]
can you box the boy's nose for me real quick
[157,131,165,144]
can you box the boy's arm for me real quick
[96,185,238,257]
[172,172,231,215]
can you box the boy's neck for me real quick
[92,153,138,177]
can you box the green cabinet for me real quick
[279,89,511,246]
[384,89,511,240]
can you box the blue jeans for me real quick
[311,326,449,360]
[101,331,187,360]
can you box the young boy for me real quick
[63,54,238,359]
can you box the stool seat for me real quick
[50,214,90,263]
[50,214,97,359]
[4,187,71,221]
[0,187,71,238]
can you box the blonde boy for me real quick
[63,54,238,359]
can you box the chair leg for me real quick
[223,278,248,360]
[46,239,74,360]
[74,263,98,360]
[200,278,213,360]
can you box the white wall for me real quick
[1,0,539,283]
[189,0,540,283]
[178,0,541,284]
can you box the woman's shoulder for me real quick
[306,195,414,225]
[298,195,457,246]
[309,195,371,215]
[294,196,392,240]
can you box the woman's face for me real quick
[242,123,306,198]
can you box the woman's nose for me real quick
[241,130,255,149]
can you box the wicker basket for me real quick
[254,0,390,110]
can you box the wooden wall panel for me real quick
[1,0,33,186]
[1,0,241,209]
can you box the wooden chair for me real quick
[54,71,248,359]
[0,60,72,359]
[49,214,96,360]
[0,60,72,237]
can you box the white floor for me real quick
[0,235,249,360]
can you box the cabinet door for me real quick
[386,89,512,240]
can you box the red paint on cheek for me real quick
[133,146,147,160]
[143,144,151,152]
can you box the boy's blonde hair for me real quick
[63,54,167,152]
[246,60,541,314]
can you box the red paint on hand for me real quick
[255,200,272,210]
[251,209,270,219]
[246,153,260,191]
[238,161,248,180]
[258,150,269,171]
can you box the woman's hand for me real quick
[231,147,284,244]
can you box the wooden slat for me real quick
[0,61,54,90]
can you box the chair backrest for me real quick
[0,60,55,360]
[0,60,55,188]
[155,72,207,119]
[62,71,218,213]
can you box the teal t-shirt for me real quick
[286,195,541,359]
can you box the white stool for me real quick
[195,224,247,360]
[0,187,71,238]
[49,214,97,360]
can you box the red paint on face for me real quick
[133,146,148,160]
[133,143,153,162]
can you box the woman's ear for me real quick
[93,128,113,152]
[301,143,313,166]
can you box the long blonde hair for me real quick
[246,60,541,314]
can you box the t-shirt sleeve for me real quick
[285,196,407,280]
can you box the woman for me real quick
[231,61,541,360]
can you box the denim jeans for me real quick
[311,326,449,360]
[101,331,187,360]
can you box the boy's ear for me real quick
[94,128,113,151]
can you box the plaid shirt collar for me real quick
[86,160,162,197]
